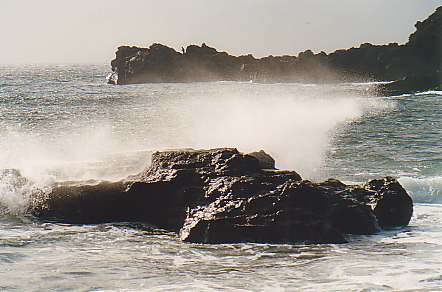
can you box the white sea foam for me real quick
[415,90,442,96]
[0,169,51,216]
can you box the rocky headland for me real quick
[108,7,441,95]
[29,148,413,244]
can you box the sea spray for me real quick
[0,169,51,216]
[0,83,395,185]
[174,93,395,179]
[0,128,150,183]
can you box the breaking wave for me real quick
[399,176,442,204]
[415,90,442,96]
[0,169,48,216]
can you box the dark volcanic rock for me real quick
[30,148,413,244]
[180,179,379,244]
[364,177,414,228]
[247,150,276,169]
[407,6,442,69]
[378,74,442,96]
[108,7,441,94]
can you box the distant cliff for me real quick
[108,6,441,94]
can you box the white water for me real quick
[0,65,441,291]
[399,176,442,204]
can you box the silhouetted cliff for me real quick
[108,6,441,94]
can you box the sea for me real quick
[0,64,441,291]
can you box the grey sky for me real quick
[0,0,440,64]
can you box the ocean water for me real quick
[0,64,441,291]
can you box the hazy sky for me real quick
[0,0,440,64]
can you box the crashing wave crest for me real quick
[399,176,442,204]
[0,169,50,216]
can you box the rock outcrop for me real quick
[29,148,413,244]
[378,73,441,96]
[108,7,441,95]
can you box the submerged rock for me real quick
[30,148,413,244]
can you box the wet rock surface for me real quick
[378,74,442,96]
[30,148,413,244]
[108,7,441,95]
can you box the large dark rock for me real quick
[364,177,414,228]
[179,179,379,244]
[108,7,441,94]
[29,148,413,244]
[31,148,292,229]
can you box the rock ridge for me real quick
[108,7,441,95]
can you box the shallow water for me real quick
[0,65,441,291]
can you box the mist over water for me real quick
[174,89,394,178]
[0,65,440,209]
[1,65,441,291]
[0,65,441,215]
[0,65,394,184]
